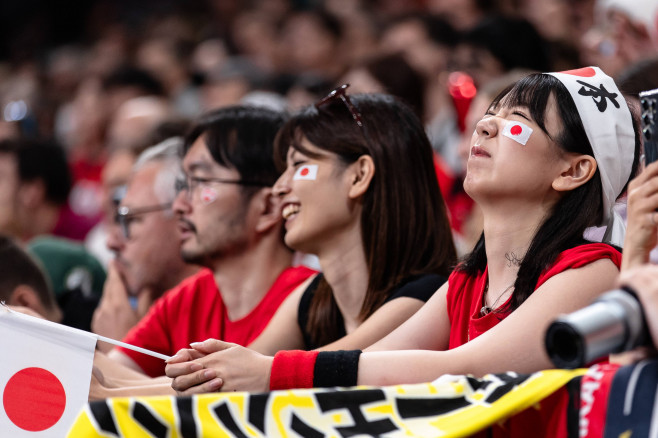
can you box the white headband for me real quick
[546,67,635,247]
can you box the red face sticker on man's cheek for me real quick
[200,187,218,204]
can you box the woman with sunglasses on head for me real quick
[166,68,641,402]
[164,86,457,392]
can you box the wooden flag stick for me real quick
[95,335,171,361]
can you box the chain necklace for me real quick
[480,282,514,316]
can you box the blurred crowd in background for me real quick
[0,0,657,265]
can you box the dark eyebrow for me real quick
[289,149,311,162]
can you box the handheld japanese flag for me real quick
[502,120,533,145]
[293,164,318,181]
[0,306,96,437]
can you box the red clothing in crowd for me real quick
[432,152,474,235]
[118,266,316,377]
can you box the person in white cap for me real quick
[165,67,642,404]
[581,0,658,78]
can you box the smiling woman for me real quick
[266,88,457,349]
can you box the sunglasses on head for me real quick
[315,84,364,128]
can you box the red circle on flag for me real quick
[300,168,309,176]
[510,125,522,135]
[3,367,66,431]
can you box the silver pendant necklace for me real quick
[480,282,514,316]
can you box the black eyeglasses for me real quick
[174,174,268,198]
[315,84,364,128]
[115,204,172,239]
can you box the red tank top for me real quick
[446,243,622,349]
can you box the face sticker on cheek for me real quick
[293,164,318,181]
[200,186,219,204]
[502,120,533,145]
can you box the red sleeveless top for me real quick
[446,243,622,349]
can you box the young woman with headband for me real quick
[165,67,641,396]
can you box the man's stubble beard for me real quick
[180,206,250,267]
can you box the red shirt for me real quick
[447,243,622,349]
[118,266,315,377]
[446,243,621,438]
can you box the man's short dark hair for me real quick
[618,57,658,98]
[463,15,551,73]
[183,106,287,189]
[102,66,165,96]
[0,138,71,205]
[0,234,57,311]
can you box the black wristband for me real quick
[313,350,362,388]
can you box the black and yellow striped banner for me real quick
[69,369,584,437]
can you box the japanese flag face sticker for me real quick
[293,164,318,181]
[502,120,533,146]
[200,186,218,204]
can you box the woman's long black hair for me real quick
[459,73,641,312]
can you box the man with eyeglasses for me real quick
[104,106,315,378]
[91,137,200,349]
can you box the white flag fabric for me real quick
[501,120,533,146]
[293,164,318,181]
[0,307,96,437]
